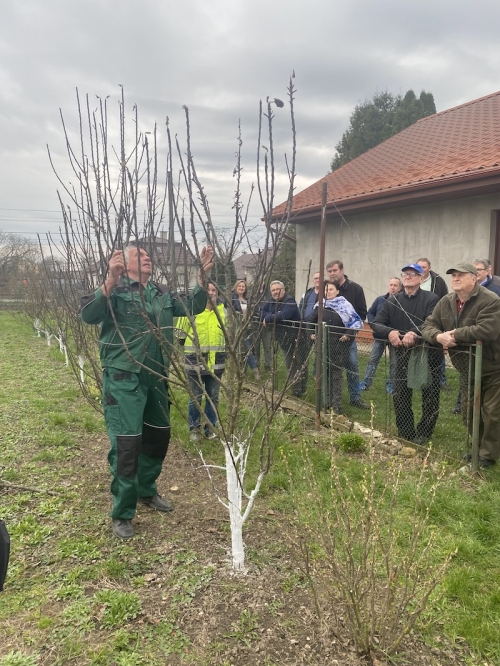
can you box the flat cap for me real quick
[446,262,478,276]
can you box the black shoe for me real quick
[479,457,496,469]
[441,383,452,391]
[462,452,472,462]
[413,436,429,446]
[350,399,370,410]
[138,494,173,512]
[112,519,135,540]
[451,406,461,415]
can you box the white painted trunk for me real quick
[78,354,85,383]
[223,442,245,571]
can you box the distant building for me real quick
[233,249,274,282]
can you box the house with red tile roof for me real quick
[273,90,500,303]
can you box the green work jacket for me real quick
[80,279,207,373]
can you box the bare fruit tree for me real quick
[29,76,308,571]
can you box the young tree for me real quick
[330,89,436,171]
[32,80,306,571]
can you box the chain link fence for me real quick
[245,319,480,463]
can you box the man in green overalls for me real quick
[80,244,214,539]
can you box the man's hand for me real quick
[402,331,418,348]
[388,330,402,347]
[436,330,457,349]
[101,251,125,296]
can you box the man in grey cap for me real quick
[422,262,500,468]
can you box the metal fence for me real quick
[246,319,481,465]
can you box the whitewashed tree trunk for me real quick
[78,354,85,384]
[218,438,265,571]
[34,319,42,337]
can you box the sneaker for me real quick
[413,436,429,446]
[189,429,201,442]
[451,406,461,415]
[204,431,217,440]
[359,381,368,391]
[386,382,394,395]
[138,494,173,512]
[112,519,135,540]
[350,399,370,410]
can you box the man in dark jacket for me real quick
[260,280,307,396]
[372,263,442,445]
[299,271,321,320]
[360,277,402,392]
[422,262,500,468]
[473,259,500,296]
[417,257,451,390]
[80,245,213,539]
[416,258,448,299]
[326,260,368,409]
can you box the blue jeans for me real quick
[362,339,396,388]
[188,373,221,433]
[244,335,257,370]
[345,341,361,402]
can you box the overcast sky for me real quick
[1,0,500,250]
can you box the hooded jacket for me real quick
[428,270,448,300]
[421,283,500,376]
[178,301,226,375]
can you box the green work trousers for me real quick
[103,364,170,520]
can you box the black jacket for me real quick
[429,270,448,300]
[338,276,367,321]
[372,288,439,342]
[259,292,301,325]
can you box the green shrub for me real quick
[336,433,365,453]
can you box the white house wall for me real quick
[295,193,500,307]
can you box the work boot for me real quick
[112,519,135,540]
[138,494,173,512]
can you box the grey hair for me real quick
[123,244,140,262]
[473,258,491,269]
[270,280,285,290]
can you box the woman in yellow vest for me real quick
[178,282,226,441]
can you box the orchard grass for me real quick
[1,312,500,664]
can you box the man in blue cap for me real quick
[372,263,442,445]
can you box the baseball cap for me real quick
[445,262,478,276]
[401,263,424,275]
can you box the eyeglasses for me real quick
[475,267,487,272]
[401,272,420,278]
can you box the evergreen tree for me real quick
[331,89,436,171]
[271,227,296,295]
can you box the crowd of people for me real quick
[80,246,500,539]
[234,256,500,471]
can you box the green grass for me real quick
[1,311,500,664]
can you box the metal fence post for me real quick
[471,340,482,473]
